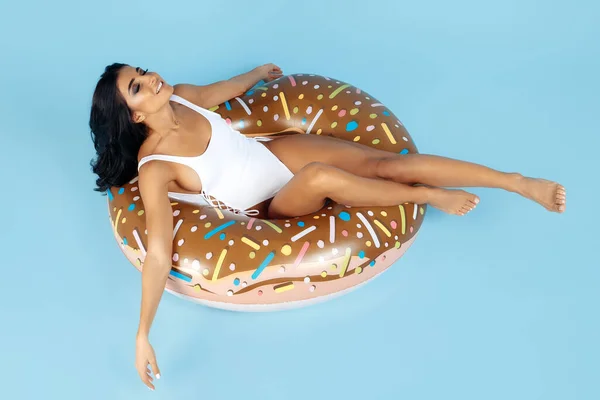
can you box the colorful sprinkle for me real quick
[357,213,380,248]
[204,220,236,240]
[234,97,251,115]
[292,241,311,268]
[381,123,397,144]
[291,226,317,242]
[350,108,359,115]
[346,120,358,131]
[170,268,192,282]
[279,92,290,120]
[274,282,295,293]
[330,84,350,99]
[373,219,392,237]
[339,248,352,277]
[281,244,292,256]
[339,211,351,221]
[306,109,323,134]
[242,236,261,250]
[252,251,276,280]
[400,149,409,155]
[263,220,283,233]
[329,216,336,243]
[399,205,407,235]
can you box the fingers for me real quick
[150,357,161,381]
[137,363,155,391]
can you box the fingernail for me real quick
[156,374,161,380]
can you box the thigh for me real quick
[263,134,394,177]
[267,162,331,219]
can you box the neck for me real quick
[145,103,180,136]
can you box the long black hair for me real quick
[89,63,148,193]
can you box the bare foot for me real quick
[517,177,566,213]
[426,188,480,216]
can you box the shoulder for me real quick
[137,134,162,163]
[173,83,206,107]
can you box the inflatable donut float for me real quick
[107,73,426,311]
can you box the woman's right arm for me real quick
[134,161,177,390]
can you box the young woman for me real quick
[89,62,566,390]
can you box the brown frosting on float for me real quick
[107,74,426,308]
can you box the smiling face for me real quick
[116,65,174,123]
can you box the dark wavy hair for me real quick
[89,63,149,193]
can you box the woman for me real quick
[89,62,566,390]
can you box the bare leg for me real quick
[375,154,566,213]
[268,162,479,219]
[264,135,566,214]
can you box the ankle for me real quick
[413,186,433,204]
[507,173,525,194]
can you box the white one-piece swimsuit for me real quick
[137,94,294,216]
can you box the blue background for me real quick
[1,0,598,399]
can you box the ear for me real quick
[132,111,145,124]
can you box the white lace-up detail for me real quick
[200,191,260,216]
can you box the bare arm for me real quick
[173,63,283,109]
[134,161,177,389]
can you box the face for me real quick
[116,65,173,123]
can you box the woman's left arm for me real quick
[174,63,283,108]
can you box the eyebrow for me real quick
[128,67,141,94]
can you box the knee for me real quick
[301,162,337,191]
[374,156,415,183]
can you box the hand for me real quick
[135,335,161,390]
[258,63,283,82]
